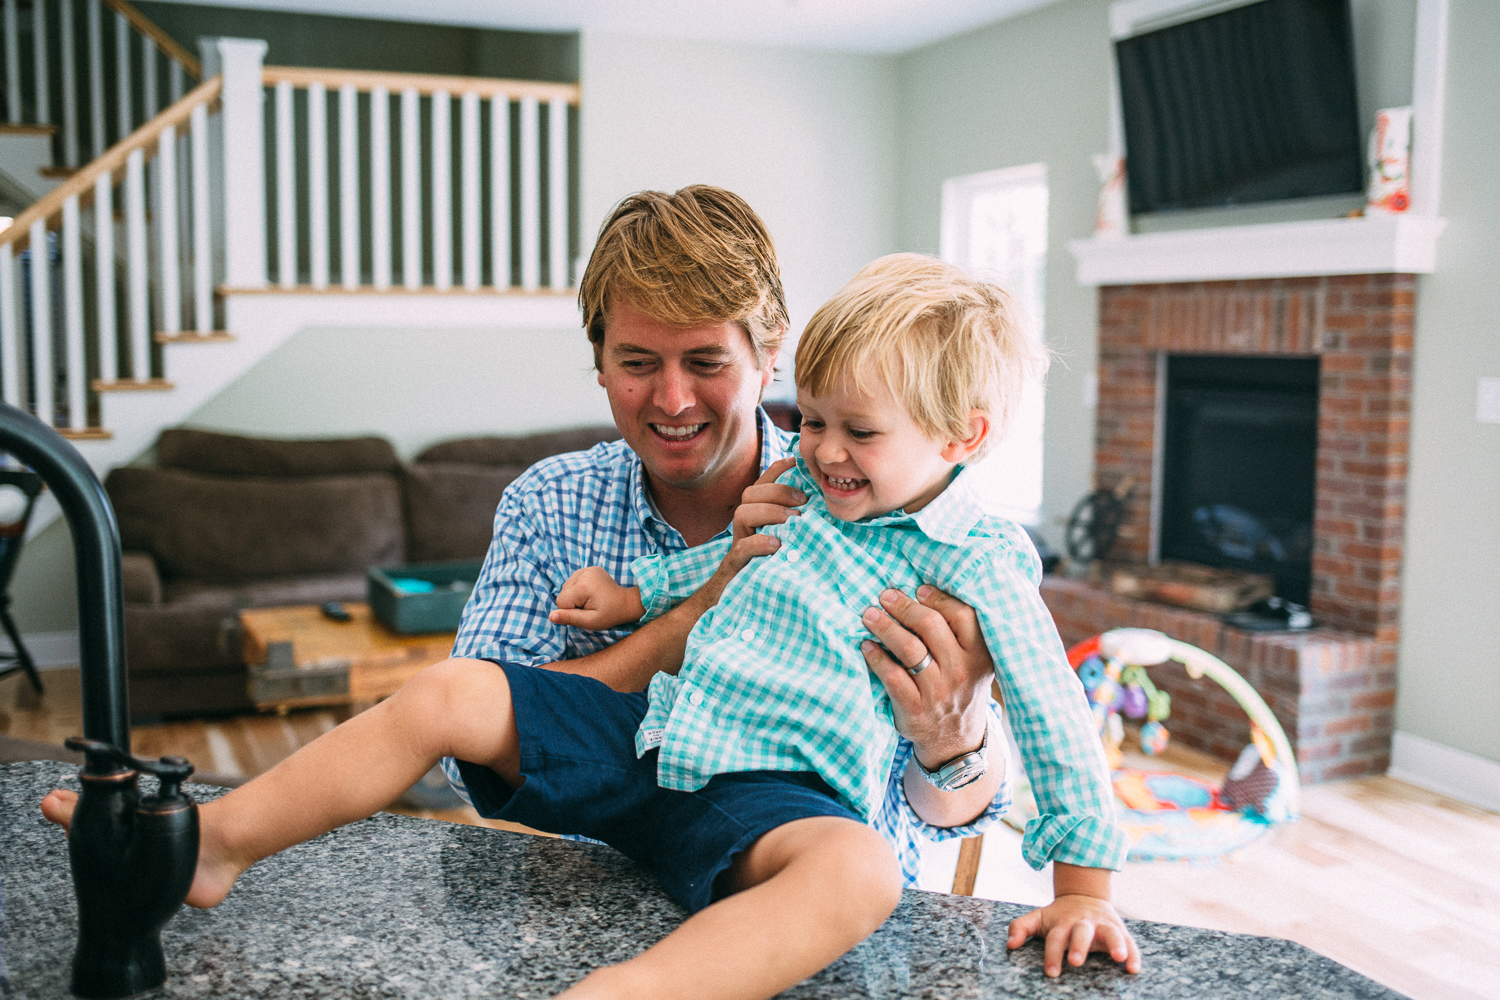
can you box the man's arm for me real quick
[860,586,1003,829]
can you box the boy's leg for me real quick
[562,816,901,1000]
[40,656,520,908]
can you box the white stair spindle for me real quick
[400,87,421,289]
[217,38,267,289]
[4,0,18,125]
[87,0,104,158]
[460,90,479,291]
[62,197,84,429]
[339,83,360,290]
[157,126,180,335]
[490,97,510,289]
[308,81,328,289]
[94,173,117,380]
[370,86,390,290]
[169,59,183,104]
[114,12,130,140]
[31,0,47,126]
[431,89,451,291]
[191,103,210,331]
[519,96,540,293]
[275,80,295,288]
[0,243,16,405]
[59,0,78,167]
[126,148,148,381]
[28,220,52,424]
[141,33,157,120]
[548,98,568,289]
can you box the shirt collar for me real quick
[790,442,985,546]
[630,407,794,548]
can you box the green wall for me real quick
[1398,0,1500,764]
[136,1,577,81]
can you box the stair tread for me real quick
[90,378,175,392]
[154,331,235,343]
[0,123,57,137]
[58,427,112,441]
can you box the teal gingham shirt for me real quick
[440,410,1012,887]
[632,449,1128,872]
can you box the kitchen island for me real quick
[0,761,1405,999]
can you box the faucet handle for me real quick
[64,737,196,798]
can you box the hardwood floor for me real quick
[8,669,1499,999]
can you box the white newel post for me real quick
[217,38,268,289]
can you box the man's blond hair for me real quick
[579,186,788,369]
[796,254,1049,461]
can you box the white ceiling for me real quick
[156,0,1066,54]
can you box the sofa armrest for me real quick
[120,551,162,605]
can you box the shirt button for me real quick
[688,690,704,707]
[786,549,801,563]
[740,628,755,642]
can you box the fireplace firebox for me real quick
[1159,355,1319,604]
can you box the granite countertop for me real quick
[0,761,1405,999]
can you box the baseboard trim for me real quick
[0,631,80,670]
[1389,730,1500,815]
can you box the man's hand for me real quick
[1006,865,1141,977]
[860,585,994,768]
[550,567,646,631]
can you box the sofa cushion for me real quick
[107,467,403,583]
[157,428,399,476]
[401,463,522,563]
[414,426,620,467]
[162,570,368,609]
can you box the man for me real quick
[444,185,1007,880]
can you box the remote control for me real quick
[320,601,352,622]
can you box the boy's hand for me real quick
[695,458,802,608]
[550,567,645,630]
[1006,893,1141,978]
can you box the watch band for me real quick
[915,727,989,792]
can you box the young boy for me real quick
[42,254,1137,998]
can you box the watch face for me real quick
[927,752,988,791]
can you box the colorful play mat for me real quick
[1005,628,1299,863]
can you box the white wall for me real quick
[579,31,900,396]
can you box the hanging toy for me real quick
[1139,720,1170,756]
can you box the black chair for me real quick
[0,468,44,694]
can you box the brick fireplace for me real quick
[1041,273,1414,782]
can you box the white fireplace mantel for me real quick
[1068,213,1448,286]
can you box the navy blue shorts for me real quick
[451,662,862,914]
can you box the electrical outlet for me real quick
[1479,377,1500,424]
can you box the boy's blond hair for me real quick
[795,253,1048,461]
[579,185,789,369]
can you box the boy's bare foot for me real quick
[40,788,248,909]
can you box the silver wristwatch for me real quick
[915,728,989,791]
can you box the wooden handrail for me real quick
[262,65,580,104]
[0,75,222,250]
[101,0,202,79]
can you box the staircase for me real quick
[0,4,582,533]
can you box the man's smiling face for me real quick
[597,297,775,493]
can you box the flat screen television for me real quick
[1116,0,1362,215]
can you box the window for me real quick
[940,163,1048,526]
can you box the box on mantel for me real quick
[367,560,484,634]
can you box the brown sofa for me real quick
[106,425,619,721]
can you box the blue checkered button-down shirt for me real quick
[442,409,1011,886]
[634,452,1128,872]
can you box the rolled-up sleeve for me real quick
[632,538,730,623]
[962,542,1129,872]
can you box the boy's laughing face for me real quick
[796,377,984,522]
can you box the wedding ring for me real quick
[907,652,934,676]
